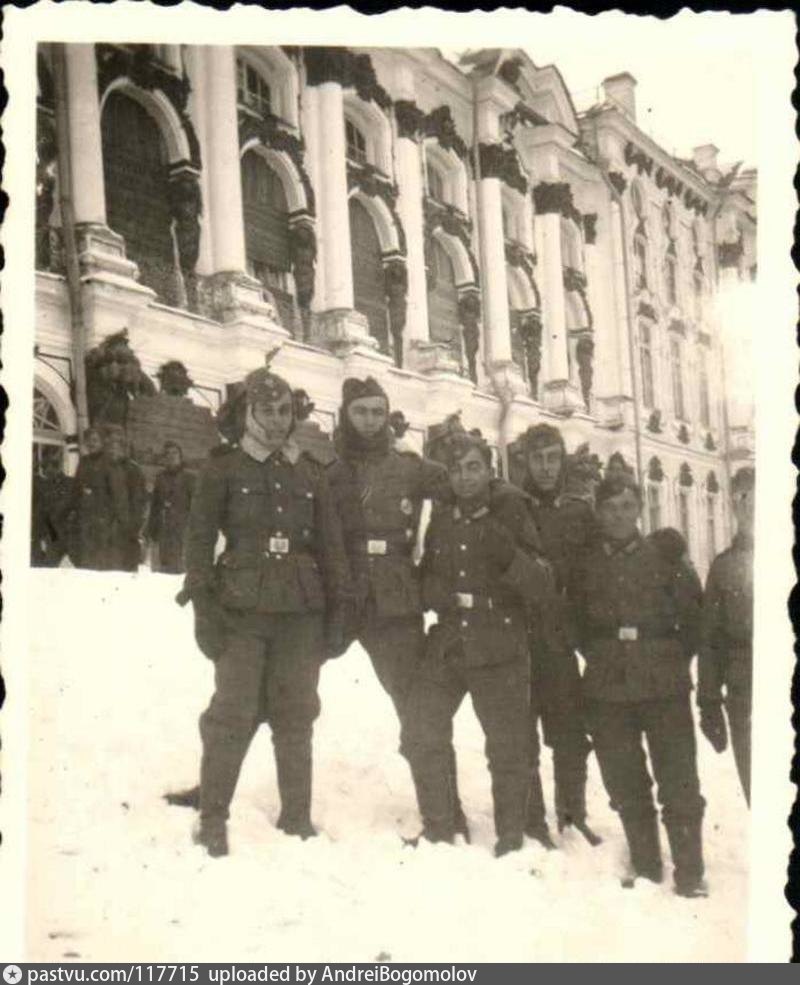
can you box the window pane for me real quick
[647,484,661,532]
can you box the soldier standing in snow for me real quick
[61,427,115,570]
[146,441,196,574]
[515,423,601,848]
[569,471,707,896]
[180,367,349,856]
[104,426,148,572]
[31,451,75,567]
[402,432,554,857]
[324,377,471,839]
[698,466,755,805]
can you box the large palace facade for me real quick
[33,44,756,576]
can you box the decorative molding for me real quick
[502,100,548,132]
[424,105,468,160]
[457,289,482,383]
[706,470,720,493]
[498,57,523,88]
[608,170,627,196]
[637,300,657,321]
[575,332,595,409]
[394,99,427,141]
[679,462,694,487]
[166,172,202,313]
[647,456,665,482]
[516,310,543,400]
[624,140,654,178]
[238,110,316,216]
[532,181,582,225]
[303,47,392,110]
[563,266,593,330]
[704,431,717,452]
[623,137,710,216]
[424,197,479,283]
[646,409,663,434]
[505,240,540,307]
[288,220,317,340]
[383,258,408,369]
[347,161,407,256]
[479,142,528,195]
[95,43,201,167]
[717,236,744,269]
[583,213,598,245]
[677,423,690,445]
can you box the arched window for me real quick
[664,254,678,307]
[698,348,711,428]
[647,483,662,532]
[345,117,368,165]
[693,271,704,323]
[633,235,648,291]
[639,321,655,409]
[670,335,686,420]
[678,486,692,553]
[427,239,460,351]
[33,387,66,474]
[101,91,177,305]
[237,58,272,117]
[241,150,294,331]
[427,164,446,204]
[349,198,388,351]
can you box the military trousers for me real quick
[402,646,530,843]
[358,608,425,723]
[199,611,323,825]
[726,695,751,805]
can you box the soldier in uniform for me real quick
[698,466,755,805]
[181,367,349,857]
[146,441,196,574]
[325,377,470,837]
[31,451,75,567]
[515,424,600,848]
[62,427,115,570]
[104,426,148,572]
[570,472,707,896]
[402,432,553,857]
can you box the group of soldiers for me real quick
[156,364,754,902]
[31,426,195,574]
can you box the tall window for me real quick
[427,239,460,353]
[693,271,704,323]
[241,151,294,331]
[345,118,368,165]
[678,488,691,553]
[427,164,446,203]
[633,236,648,290]
[706,493,717,560]
[639,321,655,409]
[670,336,686,420]
[101,91,177,306]
[698,350,711,428]
[647,482,662,533]
[33,387,66,475]
[236,59,272,117]
[349,198,388,351]
[664,255,677,307]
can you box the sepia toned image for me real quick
[1,3,796,966]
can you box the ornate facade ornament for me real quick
[424,106,468,159]
[717,235,744,269]
[647,456,665,482]
[479,142,528,195]
[502,101,548,132]
[347,162,407,257]
[677,423,690,445]
[638,300,658,321]
[532,181,582,225]
[516,311,543,399]
[423,198,479,283]
[624,140,654,177]
[238,111,316,216]
[156,360,194,397]
[679,462,694,487]
[167,172,202,313]
[95,43,200,167]
[704,431,717,452]
[563,267,593,331]
[505,241,540,306]
[383,259,409,369]
[646,409,663,434]
[706,470,720,493]
[608,171,628,196]
[288,221,317,340]
[303,47,392,110]
[457,290,482,383]
[497,57,523,87]
[394,99,427,141]
[583,213,598,245]
[575,333,595,409]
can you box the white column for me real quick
[203,46,247,274]
[607,198,633,398]
[300,83,327,310]
[476,175,512,364]
[64,44,106,225]
[535,211,569,380]
[395,134,428,345]
[183,46,214,276]
[317,81,354,310]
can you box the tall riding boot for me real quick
[408,753,455,844]
[274,736,316,839]
[554,734,601,846]
[665,818,707,897]
[620,812,664,883]
[492,769,528,857]
[524,768,555,849]
[448,747,471,843]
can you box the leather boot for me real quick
[666,819,707,897]
[274,738,316,839]
[164,784,200,809]
[491,767,528,857]
[524,770,556,849]
[448,747,471,843]
[408,753,456,844]
[621,813,664,883]
[193,817,228,857]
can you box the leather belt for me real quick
[453,592,498,612]
[349,538,411,558]
[590,626,681,642]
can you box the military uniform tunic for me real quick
[146,466,196,573]
[62,451,115,570]
[403,490,552,845]
[569,534,705,885]
[184,445,348,826]
[699,531,753,802]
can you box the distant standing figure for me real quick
[698,466,755,805]
[146,441,196,574]
[65,427,115,570]
[104,427,148,572]
[31,452,75,567]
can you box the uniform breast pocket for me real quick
[230,484,269,526]
[218,557,261,610]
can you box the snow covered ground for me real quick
[25,569,748,962]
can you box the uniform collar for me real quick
[453,496,490,521]
[241,434,301,465]
[602,532,642,557]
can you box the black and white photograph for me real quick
[0,2,796,965]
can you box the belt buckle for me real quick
[367,539,387,556]
[456,592,474,609]
[268,537,290,555]
[618,626,638,641]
